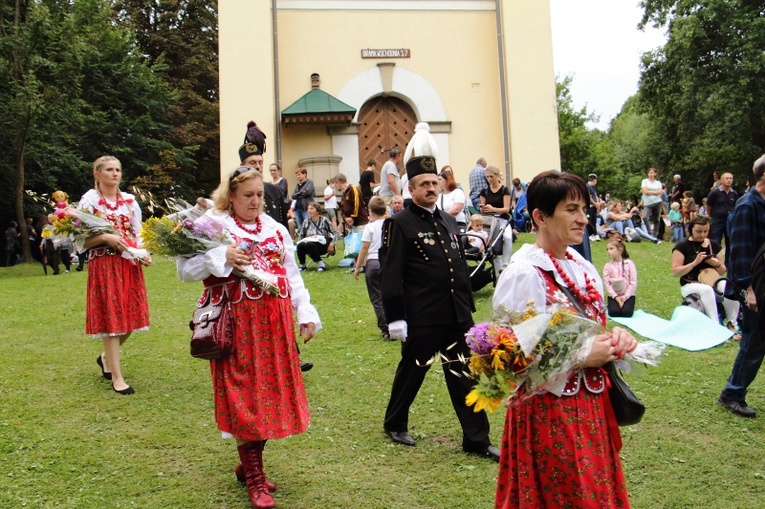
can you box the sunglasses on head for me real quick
[229,166,259,182]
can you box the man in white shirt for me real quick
[378,149,402,206]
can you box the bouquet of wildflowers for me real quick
[142,216,279,296]
[141,216,231,258]
[464,304,663,413]
[53,208,150,265]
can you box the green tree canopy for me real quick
[556,74,601,179]
[0,0,174,260]
[639,0,765,191]
[115,0,220,198]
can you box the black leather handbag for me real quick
[606,362,645,426]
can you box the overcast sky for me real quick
[549,0,667,130]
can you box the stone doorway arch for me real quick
[329,65,450,182]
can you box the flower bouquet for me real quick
[464,304,664,413]
[141,216,279,296]
[53,208,150,265]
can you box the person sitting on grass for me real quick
[354,196,389,339]
[603,238,637,317]
[671,216,740,340]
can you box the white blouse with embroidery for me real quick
[75,188,144,254]
[176,209,321,330]
[493,243,604,314]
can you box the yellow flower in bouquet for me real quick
[465,306,601,413]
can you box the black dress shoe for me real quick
[718,394,756,417]
[113,385,135,395]
[96,354,112,380]
[385,430,415,447]
[300,361,314,372]
[463,445,500,462]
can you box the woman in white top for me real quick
[436,166,467,231]
[323,177,339,231]
[641,167,663,237]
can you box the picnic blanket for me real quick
[608,306,733,351]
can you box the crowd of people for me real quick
[8,116,765,508]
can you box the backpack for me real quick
[624,227,641,243]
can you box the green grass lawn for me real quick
[1,234,763,508]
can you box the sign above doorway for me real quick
[361,49,411,58]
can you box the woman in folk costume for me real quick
[492,170,637,508]
[78,156,151,395]
[177,124,320,509]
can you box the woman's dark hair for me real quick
[306,201,324,214]
[686,215,711,238]
[438,168,457,192]
[526,171,589,227]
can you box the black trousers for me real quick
[587,205,598,236]
[384,324,491,449]
[296,241,328,264]
[607,296,635,317]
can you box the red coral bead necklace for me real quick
[232,214,262,235]
[98,189,130,211]
[547,252,601,305]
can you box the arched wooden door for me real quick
[358,96,417,180]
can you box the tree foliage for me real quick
[556,74,601,179]
[599,95,671,200]
[0,0,174,261]
[114,0,220,199]
[638,0,765,192]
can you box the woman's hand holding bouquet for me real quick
[464,304,663,413]
[142,215,279,296]
[54,207,150,265]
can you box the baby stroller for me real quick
[462,215,512,292]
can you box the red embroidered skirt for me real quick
[495,389,630,509]
[210,295,309,441]
[86,250,149,337]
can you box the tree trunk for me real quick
[14,141,31,263]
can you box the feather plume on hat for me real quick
[238,121,267,161]
[403,122,438,164]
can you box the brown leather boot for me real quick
[235,460,277,492]
[237,441,276,509]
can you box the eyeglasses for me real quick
[229,166,260,182]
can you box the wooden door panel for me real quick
[358,96,416,181]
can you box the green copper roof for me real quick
[282,89,356,115]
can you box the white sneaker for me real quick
[317,261,327,272]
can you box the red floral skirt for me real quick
[495,389,630,509]
[210,295,309,441]
[86,251,149,337]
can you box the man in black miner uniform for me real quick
[379,155,499,461]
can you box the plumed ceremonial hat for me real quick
[238,121,267,161]
[406,155,438,180]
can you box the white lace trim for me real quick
[91,326,149,339]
